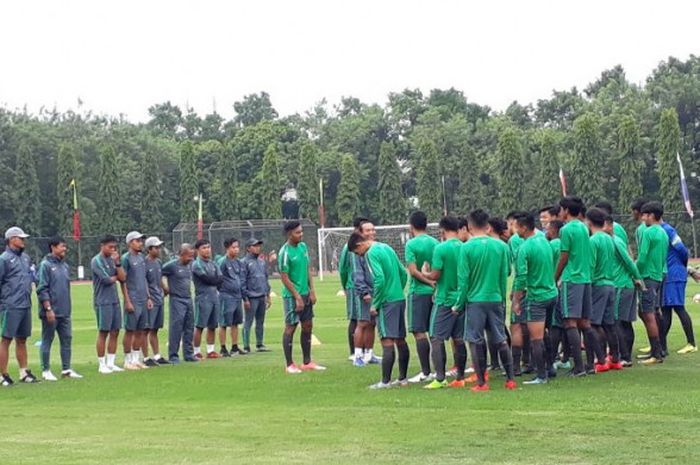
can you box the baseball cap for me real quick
[246,238,263,247]
[125,231,146,244]
[5,227,29,240]
[145,236,164,248]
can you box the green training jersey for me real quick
[559,219,592,284]
[635,223,647,252]
[405,233,439,296]
[431,237,462,307]
[611,235,641,289]
[278,241,310,298]
[613,222,629,247]
[456,235,510,307]
[366,241,407,308]
[590,231,615,286]
[338,244,353,290]
[549,238,561,270]
[509,233,524,258]
[513,233,557,302]
[636,224,668,281]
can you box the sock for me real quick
[154,353,162,360]
[587,327,607,364]
[301,330,312,365]
[583,328,600,368]
[221,344,227,351]
[659,309,670,353]
[194,347,201,355]
[367,349,375,359]
[20,368,28,378]
[381,345,396,384]
[124,351,132,364]
[354,347,363,358]
[136,349,143,362]
[615,322,629,361]
[604,325,620,362]
[511,346,522,374]
[565,327,584,373]
[497,342,514,381]
[531,339,546,379]
[348,320,357,355]
[624,322,635,358]
[397,341,410,380]
[521,327,531,366]
[283,332,294,366]
[232,344,239,352]
[650,336,663,359]
[430,338,446,382]
[98,356,106,367]
[107,353,116,367]
[675,306,696,346]
[416,337,431,376]
[543,331,554,367]
[206,344,214,353]
[454,341,467,380]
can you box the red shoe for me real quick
[594,363,609,373]
[606,355,612,364]
[448,379,465,388]
[504,380,517,390]
[607,361,623,370]
[194,353,203,360]
[300,361,327,371]
[470,383,490,392]
[207,351,221,359]
[465,371,489,384]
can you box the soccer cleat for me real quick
[390,378,409,387]
[465,367,475,374]
[348,354,355,361]
[353,356,366,367]
[566,369,587,378]
[194,352,204,360]
[256,345,270,352]
[285,364,302,374]
[124,362,139,371]
[20,370,40,383]
[300,362,327,371]
[206,351,221,359]
[183,357,199,363]
[638,346,651,354]
[366,354,381,364]
[553,360,572,370]
[504,380,517,390]
[606,361,623,370]
[369,381,392,390]
[470,383,490,392]
[448,379,465,388]
[465,371,489,384]
[407,372,430,383]
[42,370,58,382]
[61,369,83,379]
[220,348,231,358]
[1,374,14,386]
[636,353,652,360]
[677,343,698,355]
[109,364,124,372]
[621,359,633,368]
[523,377,548,385]
[235,348,248,356]
[639,356,662,365]
[98,365,113,374]
[594,363,609,373]
[156,357,171,365]
[547,367,558,379]
[144,358,159,367]
[446,366,458,377]
[424,379,448,390]
[136,360,149,369]
[169,358,181,365]
[522,366,535,375]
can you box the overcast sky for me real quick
[1,0,697,122]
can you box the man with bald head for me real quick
[162,244,197,364]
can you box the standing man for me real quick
[120,231,150,370]
[241,238,271,353]
[217,238,246,357]
[91,234,126,374]
[0,227,38,386]
[279,221,325,373]
[405,211,439,383]
[507,210,532,377]
[162,244,197,363]
[546,220,571,371]
[348,232,409,389]
[595,201,629,248]
[631,198,648,251]
[144,236,169,366]
[339,217,368,360]
[37,236,82,381]
[351,219,381,366]
[539,205,561,230]
[192,239,223,359]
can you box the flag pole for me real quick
[677,152,697,258]
[441,175,447,216]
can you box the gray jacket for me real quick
[242,253,270,299]
[36,254,71,317]
[0,247,34,310]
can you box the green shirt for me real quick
[559,219,592,284]
[550,238,561,270]
[278,241,310,298]
[338,244,353,290]
[509,233,524,258]
[590,231,615,286]
[635,223,647,252]
[366,242,407,308]
[405,234,439,296]
[431,237,462,307]
[513,233,557,302]
[456,235,510,308]
[636,224,668,281]
[611,235,641,289]
[613,222,629,247]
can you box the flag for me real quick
[196,194,204,240]
[677,152,694,218]
[559,167,567,196]
[70,179,81,242]
[318,178,326,228]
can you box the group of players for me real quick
[339,197,697,390]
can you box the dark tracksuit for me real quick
[162,259,195,361]
[217,256,244,327]
[0,246,35,339]
[192,257,222,330]
[37,254,72,371]
[241,253,271,348]
[352,253,374,318]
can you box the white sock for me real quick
[206,344,215,353]
[98,357,107,367]
[354,347,363,357]
[154,353,162,360]
[194,347,201,355]
[107,353,116,366]
[19,368,28,378]
[125,352,132,364]
[135,349,143,362]
[368,349,375,358]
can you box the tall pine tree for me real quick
[14,142,41,234]
[217,142,238,220]
[336,154,360,226]
[415,138,443,220]
[140,147,164,232]
[617,114,643,213]
[571,112,604,205]
[56,143,78,235]
[495,127,524,214]
[297,141,319,222]
[377,141,406,224]
[533,129,562,207]
[179,140,199,223]
[96,144,120,234]
[259,143,282,218]
[657,108,683,214]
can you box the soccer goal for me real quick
[317,223,441,280]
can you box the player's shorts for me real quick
[407,293,433,333]
[195,296,219,329]
[662,280,686,307]
[377,299,406,339]
[429,304,465,341]
[345,290,357,321]
[510,294,527,325]
[95,303,122,332]
[464,302,507,345]
[590,285,615,326]
[640,279,661,313]
[0,307,31,339]
[124,302,148,331]
[524,298,557,323]
[283,294,314,325]
[351,292,373,322]
[219,294,243,327]
[560,282,592,320]
[147,303,164,330]
[614,288,637,322]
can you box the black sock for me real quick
[416,337,431,376]
[521,326,531,366]
[603,325,619,362]
[566,327,584,373]
[615,322,629,361]
[650,336,663,359]
[300,330,311,365]
[283,332,293,366]
[549,327,562,362]
[497,341,514,381]
[543,330,553,367]
[531,339,546,379]
[622,322,635,358]
[221,345,227,351]
[232,344,238,351]
[583,327,605,367]
[675,306,696,346]
[660,308,671,353]
[430,338,446,381]
[511,346,522,374]
[454,340,467,381]
[470,342,486,385]
[397,341,410,380]
[348,320,357,355]
[381,345,395,384]
[561,329,571,362]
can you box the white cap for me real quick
[145,236,164,248]
[4,227,29,240]
[125,231,146,244]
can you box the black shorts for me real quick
[510,294,527,325]
[219,295,243,326]
[350,292,373,322]
[524,298,557,323]
[0,307,31,339]
[591,285,615,326]
[641,279,661,313]
[407,293,433,332]
[465,302,507,345]
[377,300,407,339]
[124,302,148,331]
[560,282,592,320]
[195,296,219,330]
[429,305,465,341]
[147,303,164,330]
[614,288,637,322]
[95,303,122,332]
[283,295,314,325]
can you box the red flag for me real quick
[196,194,204,240]
[70,179,81,241]
[559,168,567,196]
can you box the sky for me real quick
[1,0,698,122]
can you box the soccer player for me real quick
[554,196,604,377]
[351,219,381,366]
[595,201,629,247]
[91,234,126,374]
[37,236,82,381]
[546,220,571,370]
[162,244,197,363]
[405,211,439,383]
[512,212,558,385]
[507,210,532,377]
[635,201,668,365]
[585,208,618,373]
[143,236,169,366]
[348,232,409,389]
[0,227,39,386]
[454,210,516,392]
[458,216,471,242]
[120,231,150,370]
[630,198,648,251]
[217,238,246,357]
[539,205,561,230]
[192,239,223,359]
[279,221,325,373]
[488,217,510,242]
[339,217,368,360]
[422,216,467,389]
[241,238,271,353]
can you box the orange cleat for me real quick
[607,361,623,370]
[470,383,490,392]
[194,353,203,360]
[206,351,221,359]
[465,371,489,384]
[300,361,327,371]
[594,363,609,373]
[448,379,465,388]
[504,380,517,390]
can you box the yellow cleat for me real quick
[677,344,698,355]
[638,346,651,354]
[639,357,662,365]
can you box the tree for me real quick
[571,112,604,205]
[179,140,199,223]
[140,148,164,232]
[258,143,282,218]
[96,144,120,233]
[533,129,562,206]
[657,108,683,214]
[297,141,319,221]
[495,127,525,214]
[377,141,406,224]
[13,143,41,234]
[336,154,360,226]
[415,138,443,220]
[217,143,238,221]
[147,101,183,138]
[56,143,78,235]
[233,92,278,127]
[616,114,643,213]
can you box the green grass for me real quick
[3,276,700,465]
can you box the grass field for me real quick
[2,276,700,465]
